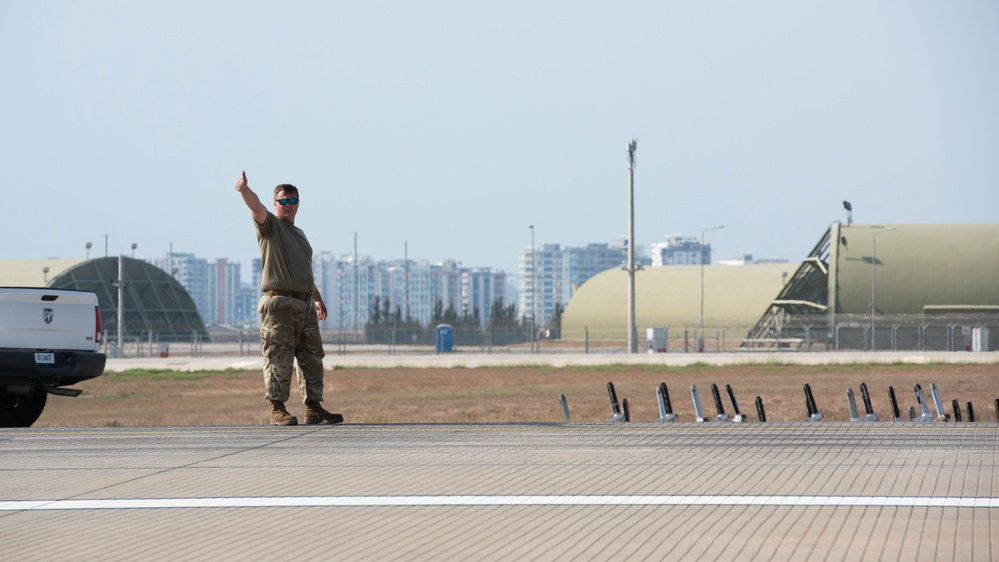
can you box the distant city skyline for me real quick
[69,231,763,287]
[138,236,730,330]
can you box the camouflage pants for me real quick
[258,294,326,404]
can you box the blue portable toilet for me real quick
[435,324,454,353]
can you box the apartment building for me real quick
[651,235,711,266]
[519,242,629,327]
[463,267,507,327]
[312,252,374,334]
[561,243,626,303]
[376,259,434,325]
[158,250,506,333]
[153,253,248,327]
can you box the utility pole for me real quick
[529,225,535,354]
[353,233,359,343]
[626,139,638,353]
[404,241,410,321]
[115,255,125,358]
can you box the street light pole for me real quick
[700,224,725,352]
[529,224,535,354]
[870,226,896,351]
[115,255,125,358]
[626,139,638,354]
[353,232,361,343]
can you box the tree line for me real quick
[364,296,561,346]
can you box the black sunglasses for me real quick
[275,197,300,206]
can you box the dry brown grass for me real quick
[34,362,999,427]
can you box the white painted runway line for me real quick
[2,495,997,511]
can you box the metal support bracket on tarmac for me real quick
[559,393,571,423]
[607,382,626,423]
[710,384,730,422]
[725,384,747,423]
[803,383,823,422]
[911,384,935,422]
[887,386,903,422]
[691,385,708,422]
[848,389,862,422]
[656,382,676,422]
[848,384,879,422]
[930,383,950,422]
[859,382,879,421]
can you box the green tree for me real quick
[487,296,527,345]
[370,296,382,326]
[489,296,520,326]
[432,300,444,326]
[545,302,564,339]
[442,302,459,324]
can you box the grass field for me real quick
[33,362,999,427]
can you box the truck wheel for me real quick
[0,387,48,427]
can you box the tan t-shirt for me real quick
[255,213,315,294]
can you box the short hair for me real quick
[273,184,300,198]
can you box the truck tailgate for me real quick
[0,289,99,352]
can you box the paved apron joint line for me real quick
[2,494,998,511]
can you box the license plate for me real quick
[34,352,55,365]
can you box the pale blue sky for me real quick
[2,1,996,279]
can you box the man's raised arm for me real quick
[235,170,268,225]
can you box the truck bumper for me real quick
[0,351,106,387]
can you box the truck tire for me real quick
[0,386,48,427]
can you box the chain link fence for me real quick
[762,313,998,352]
[100,313,998,358]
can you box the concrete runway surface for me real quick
[2,351,997,560]
[3,424,998,560]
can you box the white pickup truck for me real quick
[0,287,106,427]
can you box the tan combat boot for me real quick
[304,400,344,425]
[269,400,298,426]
